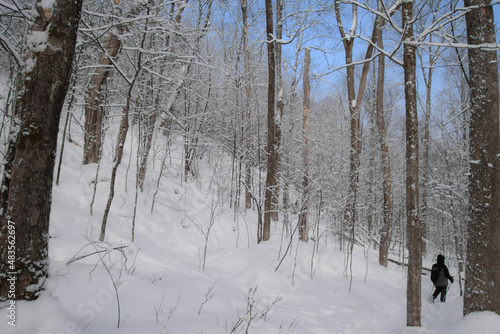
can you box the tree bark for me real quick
[464,0,500,316]
[334,0,358,249]
[0,0,83,301]
[376,13,392,268]
[263,0,276,242]
[334,0,390,248]
[272,0,284,222]
[241,0,252,210]
[137,1,188,191]
[83,2,150,165]
[299,48,310,243]
[83,34,121,164]
[402,0,422,327]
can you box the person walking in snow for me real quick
[430,254,454,303]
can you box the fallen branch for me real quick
[388,258,432,273]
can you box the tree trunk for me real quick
[99,12,151,240]
[419,30,440,258]
[272,0,284,222]
[83,2,150,165]
[299,48,310,243]
[0,0,83,301]
[334,0,391,249]
[137,1,188,191]
[334,0,358,248]
[263,0,276,242]
[99,83,132,241]
[402,0,422,327]
[464,0,500,316]
[376,16,392,268]
[241,0,252,210]
[83,34,121,164]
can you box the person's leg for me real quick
[433,287,443,302]
[440,285,448,302]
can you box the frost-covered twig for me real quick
[198,278,220,315]
[162,294,180,334]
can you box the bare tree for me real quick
[82,1,149,164]
[99,11,149,242]
[83,32,121,164]
[298,48,311,243]
[137,0,188,191]
[463,0,500,316]
[263,0,276,242]
[402,0,422,327]
[272,0,284,222]
[0,0,83,301]
[334,0,360,249]
[241,0,252,210]
[334,0,399,252]
[375,0,391,267]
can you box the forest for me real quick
[0,0,499,332]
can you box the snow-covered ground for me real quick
[1,132,500,334]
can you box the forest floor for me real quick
[1,135,500,334]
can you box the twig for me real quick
[86,236,122,329]
[67,245,127,265]
[198,278,220,315]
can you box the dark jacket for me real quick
[431,255,453,287]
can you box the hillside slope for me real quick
[1,132,500,334]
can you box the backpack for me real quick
[430,265,441,284]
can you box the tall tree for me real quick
[334,0,359,249]
[0,0,83,301]
[82,1,150,165]
[272,0,284,222]
[375,1,392,267]
[298,48,311,243]
[241,0,252,210]
[402,0,422,327]
[334,0,399,251]
[463,0,500,316]
[137,0,188,191]
[263,0,276,242]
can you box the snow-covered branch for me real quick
[0,33,22,67]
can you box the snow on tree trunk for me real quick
[0,0,83,301]
[464,0,500,316]
[402,0,422,327]
[83,33,121,165]
[375,13,392,268]
[241,0,252,210]
[299,48,311,243]
[263,0,276,242]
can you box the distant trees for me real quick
[0,0,498,317]
[0,0,83,301]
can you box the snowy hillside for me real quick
[1,130,500,334]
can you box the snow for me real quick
[40,0,55,11]
[27,30,49,53]
[1,129,500,333]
